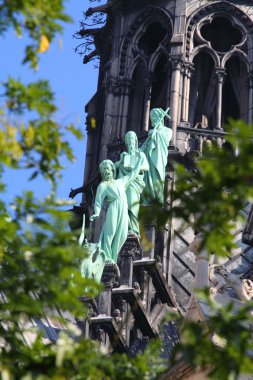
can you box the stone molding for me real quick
[102,76,133,96]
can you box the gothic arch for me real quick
[148,48,169,73]
[150,54,169,110]
[128,56,148,79]
[221,49,249,69]
[186,2,253,61]
[222,55,249,122]
[189,51,217,129]
[127,60,147,133]
[119,6,173,77]
[191,45,219,67]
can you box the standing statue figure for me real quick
[115,131,149,236]
[141,108,172,205]
[90,154,142,263]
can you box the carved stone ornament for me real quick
[186,2,253,58]
[103,76,133,96]
[209,264,253,302]
[215,68,226,84]
[101,261,120,287]
[119,6,173,77]
[169,57,184,72]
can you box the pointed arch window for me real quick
[189,52,216,129]
[150,55,168,111]
[127,61,146,133]
[222,56,248,124]
[188,13,250,129]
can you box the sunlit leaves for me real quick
[0,78,82,186]
[4,78,56,116]
[38,35,50,53]
[0,119,23,166]
[0,193,101,378]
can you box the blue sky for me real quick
[1,0,97,206]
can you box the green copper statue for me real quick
[141,108,172,205]
[115,131,149,236]
[79,215,106,283]
[81,241,106,283]
[90,154,142,263]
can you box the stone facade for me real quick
[76,0,253,364]
[83,0,253,180]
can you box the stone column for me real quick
[143,75,153,132]
[118,78,132,138]
[181,63,187,122]
[91,263,119,348]
[166,63,172,109]
[162,223,170,278]
[143,222,155,259]
[170,58,183,144]
[215,68,226,130]
[98,263,119,315]
[248,71,253,124]
[118,233,141,286]
[183,64,194,123]
[177,63,184,123]
[99,77,116,161]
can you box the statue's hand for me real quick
[69,188,77,198]
[90,213,99,222]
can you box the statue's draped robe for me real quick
[141,125,172,204]
[94,166,141,263]
[81,243,106,283]
[117,151,148,236]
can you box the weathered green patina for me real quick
[115,131,149,236]
[79,215,106,283]
[90,154,142,263]
[141,108,172,205]
[81,241,106,283]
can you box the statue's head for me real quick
[125,131,138,153]
[150,107,171,128]
[99,160,116,181]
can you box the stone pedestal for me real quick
[118,233,142,287]
[98,263,120,315]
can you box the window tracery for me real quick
[187,3,252,129]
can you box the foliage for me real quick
[168,292,253,380]
[0,1,164,379]
[0,78,82,187]
[1,0,253,379]
[0,0,71,69]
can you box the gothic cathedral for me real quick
[72,0,253,372]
